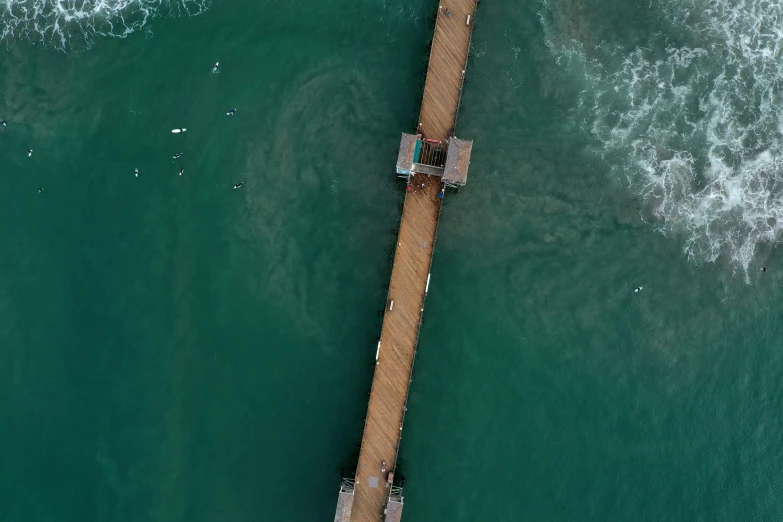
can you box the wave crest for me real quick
[542,0,783,273]
[0,0,210,50]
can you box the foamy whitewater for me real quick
[0,0,209,50]
[541,0,783,273]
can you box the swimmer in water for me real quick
[27,149,33,157]
[179,165,184,176]
[227,108,236,116]
[135,168,139,177]
[173,152,183,159]
[634,286,644,293]
[233,181,244,189]
[761,267,767,272]
[212,62,219,73]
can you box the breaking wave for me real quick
[542,0,783,273]
[0,0,209,51]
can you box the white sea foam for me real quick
[0,0,209,51]
[542,0,783,274]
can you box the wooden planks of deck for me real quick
[420,0,476,142]
[348,1,477,521]
[351,175,441,522]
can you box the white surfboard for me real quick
[171,128,187,133]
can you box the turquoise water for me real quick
[2,0,783,520]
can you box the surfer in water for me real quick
[135,168,139,177]
[227,108,236,116]
[233,181,244,189]
[179,166,184,176]
[172,128,186,133]
[27,149,33,157]
[1,119,6,127]
[634,286,644,293]
[761,267,767,272]
[212,62,219,73]
[173,152,183,159]
[38,187,44,193]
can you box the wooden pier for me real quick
[335,1,477,521]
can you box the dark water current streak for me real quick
[0,0,434,520]
[402,0,783,521]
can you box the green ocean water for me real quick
[3,0,783,521]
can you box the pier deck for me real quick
[341,1,477,521]
[351,175,441,522]
[420,1,476,141]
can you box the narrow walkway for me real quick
[351,175,441,522]
[420,1,476,141]
[345,1,477,521]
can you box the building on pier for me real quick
[396,133,473,185]
[335,0,478,519]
